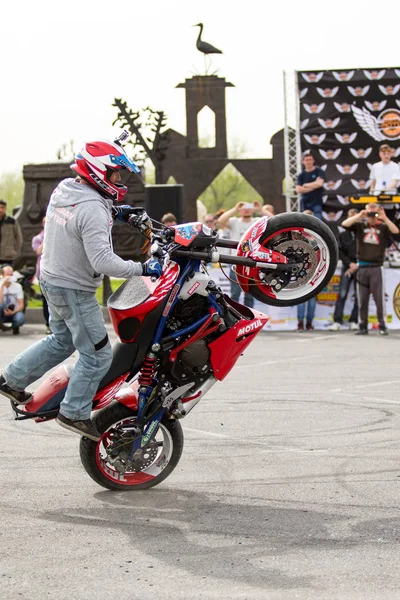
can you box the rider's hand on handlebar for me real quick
[142,258,162,279]
[112,205,145,223]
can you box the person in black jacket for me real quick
[328,208,359,331]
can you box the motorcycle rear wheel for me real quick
[249,213,338,307]
[80,402,184,491]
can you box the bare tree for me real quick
[112,99,170,183]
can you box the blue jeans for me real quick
[297,297,317,322]
[0,305,25,329]
[229,266,254,308]
[299,201,323,220]
[333,266,358,324]
[4,280,112,420]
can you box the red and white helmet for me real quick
[71,136,140,202]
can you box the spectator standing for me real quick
[295,152,325,220]
[297,209,317,331]
[0,266,25,334]
[161,213,178,226]
[329,208,359,331]
[341,203,399,335]
[204,214,216,229]
[32,218,51,334]
[216,201,263,308]
[0,199,23,266]
[370,144,400,195]
[262,204,275,217]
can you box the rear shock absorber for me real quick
[138,353,157,388]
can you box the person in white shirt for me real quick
[0,266,25,334]
[216,201,263,307]
[370,144,400,196]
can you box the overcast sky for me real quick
[1,0,399,174]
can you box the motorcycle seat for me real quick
[108,277,150,311]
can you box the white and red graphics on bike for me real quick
[235,215,336,306]
[235,217,287,297]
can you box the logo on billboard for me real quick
[352,106,400,141]
[393,283,400,320]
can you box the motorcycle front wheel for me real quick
[248,213,338,307]
[80,403,184,491]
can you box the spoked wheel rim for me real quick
[260,227,330,301]
[95,417,174,487]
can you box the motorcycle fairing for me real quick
[108,263,180,343]
[208,309,268,380]
[172,223,203,246]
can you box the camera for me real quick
[7,304,15,311]
[367,211,378,218]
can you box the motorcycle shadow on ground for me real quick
[38,487,370,592]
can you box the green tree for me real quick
[0,172,24,213]
[197,139,263,214]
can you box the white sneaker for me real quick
[348,322,359,331]
[328,322,343,331]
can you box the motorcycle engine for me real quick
[170,339,211,382]
[167,295,209,330]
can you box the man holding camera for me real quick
[216,201,263,307]
[341,203,399,335]
[0,266,25,334]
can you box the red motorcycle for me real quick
[11,212,337,490]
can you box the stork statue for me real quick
[193,23,223,75]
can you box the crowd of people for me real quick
[2,141,400,337]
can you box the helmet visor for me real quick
[110,153,140,174]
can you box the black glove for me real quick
[112,205,144,223]
[141,259,162,279]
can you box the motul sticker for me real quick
[237,319,262,337]
[187,281,200,295]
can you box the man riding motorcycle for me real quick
[0,135,161,441]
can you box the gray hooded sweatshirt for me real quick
[41,178,142,291]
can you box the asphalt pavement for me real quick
[1,324,400,600]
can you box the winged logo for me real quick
[336,195,349,205]
[351,106,385,141]
[334,102,351,113]
[319,148,341,160]
[299,88,308,99]
[301,72,324,83]
[378,84,400,96]
[318,117,340,129]
[320,164,327,171]
[323,179,342,190]
[350,147,372,159]
[363,69,386,80]
[322,195,328,204]
[335,132,358,144]
[332,70,354,82]
[300,118,309,129]
[365,100,387,112]
[303,103,325,114]
[304,134,326,145]
[351,179,371,190]
[336,164,358,175]
[348,85,370,97]
[317,86,339,98]
[323,210,343,222]
[395,69,400,78]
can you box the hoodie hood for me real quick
[50,177,112,209]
